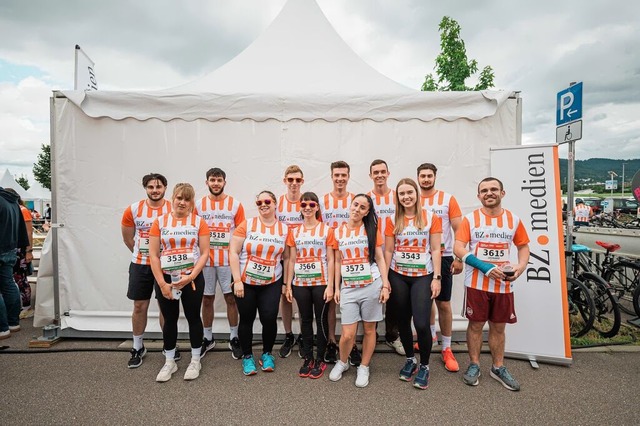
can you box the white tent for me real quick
[0,168,34,200]
[24,180,51,215]
[39,0,521,337]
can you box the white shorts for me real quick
[339,277,384,325]
[202,266,232,296]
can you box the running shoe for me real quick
[386,338,406,356]
[348,344,362,366]
[441,347,459,372]
[324,341,338,363]
[127,346,147,369]
[462,363,481,386]
[355,365,370,388]
[260,352,276,372]
[9,325,20,332]
[399,358,418,381]
[413,364,430,390]
[329,360,349,382]
[201,337,216,358]
[490,365,520,391]
[279,333,295,358]
[309,360,327,379]
[296,334,304,358]
[229,337,242,360]
[183,359,201,381]
[242,355,258,376]
[299,356,314,378]
[156,359,177,382]
[0,330,10,340]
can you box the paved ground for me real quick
[1,319,639,425]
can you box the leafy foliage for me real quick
[16,175,30,191]
[421,16,495,92]
[33,144,51,190]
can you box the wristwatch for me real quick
[433,274,442,280]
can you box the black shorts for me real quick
[435,256,454,302]
[127,263,156,301]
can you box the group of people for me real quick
[122,160,530,392]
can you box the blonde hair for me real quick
[284,165,303,178]
[172,183,195,203]
[393,178,426,234]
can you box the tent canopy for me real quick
[0,168,33,200]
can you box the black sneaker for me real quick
[296,334,304,358]
[299,356,314,378]
[201,337,216,358]
[229,337,243,360]
[279,333,295,358]
[309,359,327,379]
[128,346,147,369]
[349,344,362,367]
[324,341,338,363]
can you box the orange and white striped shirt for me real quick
[195,195,245,267]
[286,222,336,286]
[320,192,354,229]
[574,205,591,223]
[456,209,529,294]
[333,224,383,288]
[234,217,289,285]
[368,189,396,238]
[421,190,461,257]
[384,211,442,277]
[122,199,172,265]
[149,212,209,273]
[277,195,304,229]
[19,205,33,222]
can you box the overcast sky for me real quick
[1,0,638,183]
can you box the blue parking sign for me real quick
[556,82,583,126]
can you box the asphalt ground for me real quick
[1,318,639,425]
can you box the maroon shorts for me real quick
[464,287,517,324]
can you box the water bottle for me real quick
[170,270,182,300]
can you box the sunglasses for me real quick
[286,177,303,183]
[300,202,317,208]
[255,199,273,206]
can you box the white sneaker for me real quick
[0,330,10,340]
[183,359,201,381]
[156,359,178,382]
[329,360,349,382]
[386,338,406,356]
[355,365,370,388]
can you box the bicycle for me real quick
[571,244,621,338]
[566,277,596,338]
[596,241,640,317]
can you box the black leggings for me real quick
[234,278,283,356]
[292,285,329,360]
[388,269,433,364]
[155,273,205,351]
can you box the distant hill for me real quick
[558,158,640,185]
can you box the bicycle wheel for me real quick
[567,277,595,338]
[579,272,621,338]
[634,282,640,318]
[603,261,640,316]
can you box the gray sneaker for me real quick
[490,365,520,391]
[462,363,481,386]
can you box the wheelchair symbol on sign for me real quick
[564,125,572,141]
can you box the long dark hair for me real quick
[353,194,378,264]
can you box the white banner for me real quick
[74,45,98,91]
[491,144,571,364]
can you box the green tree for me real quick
[16,174,30,191]
[33,143,51,190]
[421,16,495,91]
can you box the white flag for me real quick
[74,45,98,91]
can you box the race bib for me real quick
[476,242,510,264]
[243,256,276,284]
[294,257,323,283]
[138,230,150,254]
[209,226,231,248]
[341,257,373,286]
[394,246,426,273]
[160,248,195,272]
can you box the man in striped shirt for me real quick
[121,173,171,368]
[454,177,530,391]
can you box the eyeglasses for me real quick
[255,199,273,206]
[286,177,303,183]
[300,202,317,208]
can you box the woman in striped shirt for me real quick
[230,190,290,376]
[285,191,335,379]
[384,178,442,389]
[149,183,210,382]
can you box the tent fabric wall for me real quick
[45,96,519,334]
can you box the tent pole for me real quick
[49,95,61,326]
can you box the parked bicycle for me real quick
[567,277,596,338]
[594,241,640,317]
